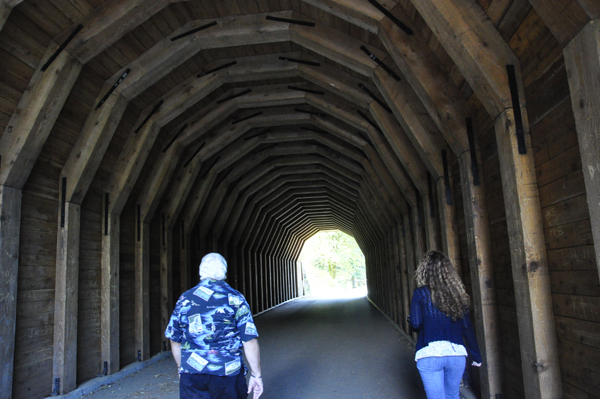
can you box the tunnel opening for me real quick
[298,230,367,298]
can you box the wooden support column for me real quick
[52,200,80,394]
[0,186,21,399]
[397,220,410,334]
[411,204,426,263]
[436,177,462,276]
[403,214,417,300]
[135,221,151,361]
[423,192,440,252]
[0,44,81,397]
[101,212,120,375]
[458,152,503,398]
[161,229,173,351]
[180,233,191,292]
[495,108,562,398]
[564,20,600,281]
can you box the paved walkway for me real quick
[78,296,426,399]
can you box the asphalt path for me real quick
[254,296,425,399]
[78,296,426,399]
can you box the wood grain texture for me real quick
[0,185,22,399]
[52,201,81,394]
[564,20,600,286]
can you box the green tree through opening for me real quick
[298,230,367,297]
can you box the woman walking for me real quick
[409,251,482,399]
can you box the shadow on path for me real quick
[75,296,425,399]
[254,296,425,399]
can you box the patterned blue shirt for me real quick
[165,279,259,376]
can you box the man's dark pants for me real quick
[180,372,248,399]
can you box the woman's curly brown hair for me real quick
[415,251,470,321]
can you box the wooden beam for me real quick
[64,0,171,63]
[458,151,503,397]
[52,201,80,394]
[0,47,81,189]
[135,221,150,361]
[527,0,590,47]
[577,0,600,18]
[423,191,440,251]
[495,108,562,399]
[0,185,21,399]
[564,20,600,294]
[409,0,518,118]
[107,121,161,215]
[137,143,185,223]
[101,212,120,375]
[372,66,446,178]
[436,177,461,276]
[160,229,173,352]
[63,93,129,204]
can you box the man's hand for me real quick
[243,339,263,398]
[248,375,264,398]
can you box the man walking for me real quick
[165,253,264,399]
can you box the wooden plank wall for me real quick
[517,13,600,399]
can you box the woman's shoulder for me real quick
[414,285,430,298]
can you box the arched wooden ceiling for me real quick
[6,1,598,398]
[0,0,481,252]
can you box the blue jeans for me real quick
[416,356,466,399]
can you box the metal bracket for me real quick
[135,100,163,133]
[279,56,320,66]
[367,0,413,35]
[162,124,187,153]
[232,112,263,125]
[217,88,252,104]
[171,21,217,41]
[506,65,526,154]
[42,25,83,71]
[60,177,67,228]
[266,16,315,27]
[360,46,400,81]
[184,142,206,167]
[197,61,236,78]
[442,150,452,205]
[96,68,130,109]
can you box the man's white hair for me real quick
[199,253,228,280]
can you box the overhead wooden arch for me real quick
[1,1,600,399]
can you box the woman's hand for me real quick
[471,361,482,367]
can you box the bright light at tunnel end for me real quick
[298,230,367,300]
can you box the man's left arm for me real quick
[170,340,182,370]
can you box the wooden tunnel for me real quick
[1,0,599,398]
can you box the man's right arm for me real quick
[243,338,263,398]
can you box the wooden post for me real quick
[180,233,191,293]
[495,108,562,399]
[0,185,21,399]
[397,220,410,334]
[423,192,440,252]
[403,214,417,300]
[101,212,120,375]
[436,177,462,276]
[458,152,503,398]
[411,204,426,263]
[135,221,150,361]
[52,200,80,394]
[564,20,600,282]
[161,229,173,351]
